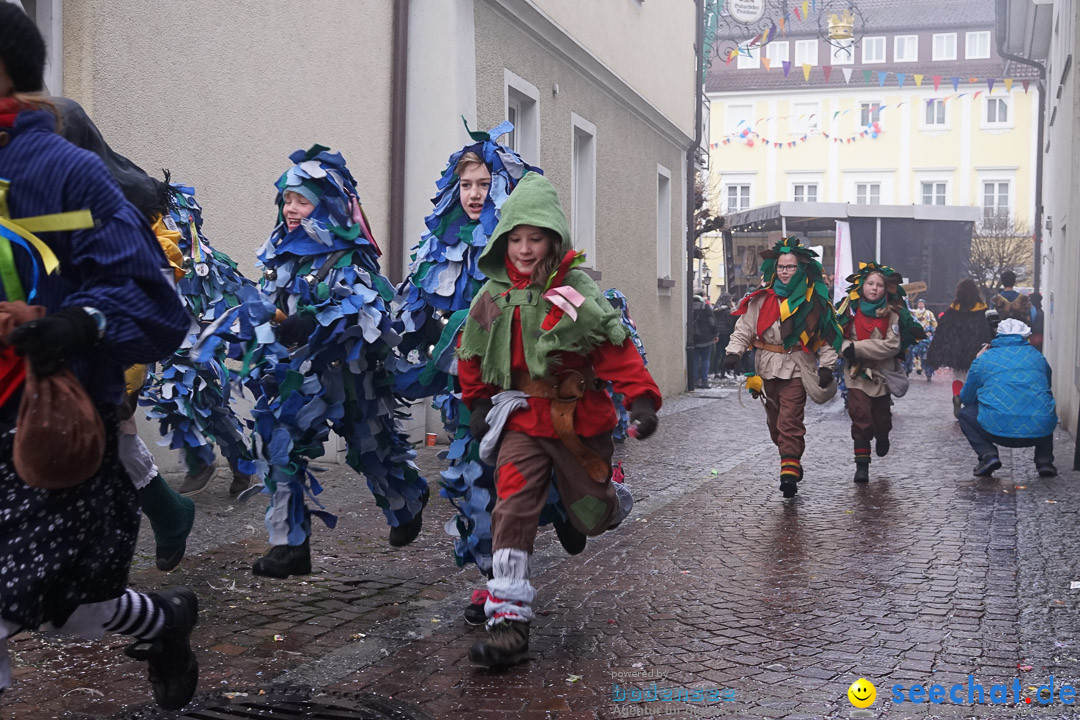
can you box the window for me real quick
[982,181,1010,218]
[829,38,855,65]
[791,102,819,135]
[894,35,918,62]
[794,39,818,67]
[725,103,753,135]
[924,98,947,126]
[933,33,957,61]
[921,182,947,205]
[656,165,672,287]
[793,184,818,203]
[856,183,881,205]
[765,41,789,65]
[20,0,62,94]
[986,97,1010,124]
[737,45,761,69]
[859,101,882,127]
[505,70,540,163]
[966,31,991,59]
[571,114,597,267]
[862,36,886,64]
[726,185,751,214]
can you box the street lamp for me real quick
[702,261,712,302]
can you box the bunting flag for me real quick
[802,0,809,18]
[1004,78,1014,92]
[842,67,853,84]
[951,76,961,92]
[779,17,786,35]
[933,75,942,92]
[987,78,996,94]
[711,125,884,151]
[823,66,833,83]
[914,74,923,87]
[878,71,888,87]
[762,57,772,71]
[897,73,906,89]
[1022,79,1030,93]
[973,90,982,99]
[968,76,978,83]
[863,69,872,84]
[794,6,802,20]
[783,60,792,77]
[802,63,812,81]
[725,49,736,65]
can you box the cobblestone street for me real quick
[7,375,1080,719]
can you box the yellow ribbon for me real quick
[0,216,65,275]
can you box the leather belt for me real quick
[511,368,610,483]
[752,338,801,354]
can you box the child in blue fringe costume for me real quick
[392,122,571,625]
[141,184,258,501]
[247,145,429,578]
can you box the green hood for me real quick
[477,171,572,282]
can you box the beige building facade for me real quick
[20,0,698,453]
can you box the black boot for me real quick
[553,515,587,555]
[875,437,890,457]
[463,589,490,626]
[973,454,1002,477]
[123,587,199,711]
[1037,462,1059,477]
[388,486,430,547]
[779,475,798,498]
[853,461,870,483]
[469,620,530,668]
[252,538,311,578]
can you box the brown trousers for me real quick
[492,431,616,553]
[847,388,892,450]
[762,377,807,459]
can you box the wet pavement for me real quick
[6,372,1080,719]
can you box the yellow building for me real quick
[703,0,1040,298]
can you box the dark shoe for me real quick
[156,542,188,573]
[123,587,199,711]
[228,473,253,497]
[952,395,962,419]
[464,589,490,627]
[177,464,215,497]
[973,455,1002,477]
[875,437,890,458]
[853,462,870,484]
[469,620,530,668]
[388,487,430,547]
[553,516,587,555]
[779,476,798,498]
[251,539,311,578]
[1037,463,1058,477]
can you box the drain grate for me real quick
[109,687,436,720]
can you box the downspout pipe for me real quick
[388,0,410,284]
[687,0,705,392]
[995,0,1046,294]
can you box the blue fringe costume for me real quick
[141,185,258,479]
[253,146,428,548]
[393,123,549,575]
[604,289,649,443]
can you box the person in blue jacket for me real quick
[958,318,1057,478]
[0,6,197,709]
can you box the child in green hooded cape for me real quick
[458,172,661,668]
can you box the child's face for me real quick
[458,163,492,220]
[507,224,553,276]
[283,191,316,231]
[862,272,886,302]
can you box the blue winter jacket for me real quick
[959,334,1057,438]
[0,108,189,408]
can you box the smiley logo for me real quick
[847,678,876,708]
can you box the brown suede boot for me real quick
[469,620,530,668]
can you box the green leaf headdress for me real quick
[758,236,844,351]
[835,261,925,351]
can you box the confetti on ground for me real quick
[567,674,583,684]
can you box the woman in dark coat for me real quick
[927,278,993,417]
[0,7,197,709]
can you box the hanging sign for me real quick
[729,0,767,24]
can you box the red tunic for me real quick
[458,259,661,439]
